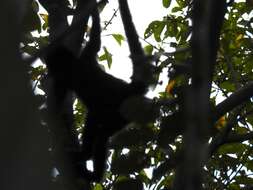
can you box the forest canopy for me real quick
[2,0,253,190]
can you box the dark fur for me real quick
[46,0,152,182]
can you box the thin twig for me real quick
[139,36,161,51]
[103,8,119,30]
[225,146,253,187]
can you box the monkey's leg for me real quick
[82,132,108,182]
[81,113,98,160]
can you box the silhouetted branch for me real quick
[173,1,227,190]
[208,119,236,156]
[214,82,253,121]
[103,8,119,30]
[25,0,107,64]
[224,132,253,144]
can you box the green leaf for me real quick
[218,143,248,155]
[22,5,41,33]
[220,81,235,92]
[152,160,173,181]
[21,45,38,55]
[40,14,49,31]
[234,175,253,185]
[112,34,125,46]
[171,6,182,13]
[162,0,171,8]
[93,184,103,190]
[144,26,153,39]
[245,160,253,171]
[227,183,240,190]
[32,1,39,12]
[99,47,112,68]
[144,21,166,42]
[155,175,174,190]
[176,0,187,8]
[144,45,153,55]
[138,170,150,185]
[30,65,45,81]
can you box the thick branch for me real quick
[208,119,236,156]
[0,1,51,190]
[225,132,253,144]
[214,82,253,120]
[26,0,107,64]
[173,1,227,190]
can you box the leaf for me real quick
[21,45,37,55]
[74,99,86,129]
[93,184,103,190]
[137,170,150,185]
[234,175,253,185]
[218,143,248,155]
[214,116,227,130]
[165,20,179,38]
[36,36,49,47]
[235,34,244,42]
[165,80,176,95]
[227,183,240,190]
[235,34,244,47]
[144,45,153,55]
[39,14,49,31]
[171,6,182,13]
[22,4,41,33]
[176,0,187,8]
[99,47,112,68]
[162,0,171,8]
[30,65,45,81]
[156,175,174,190]
[245,160,253,171]
[220,81,235,92]
[112,34,125,46]
[144,21,166,42]
[152,160,174,181]
[32,1,39,13]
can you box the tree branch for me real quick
[173,1,227,189]
[214,82,253,121]
[208,119,236,156]
[25,0,107,64]
[103,8,119,30]
[224,132,253,144]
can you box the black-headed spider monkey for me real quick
[75,0,153,182]
[46,0,154,182]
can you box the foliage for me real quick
[20,0,253,189]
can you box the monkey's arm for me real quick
[118,0,154,91]
[79,4,101,62]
